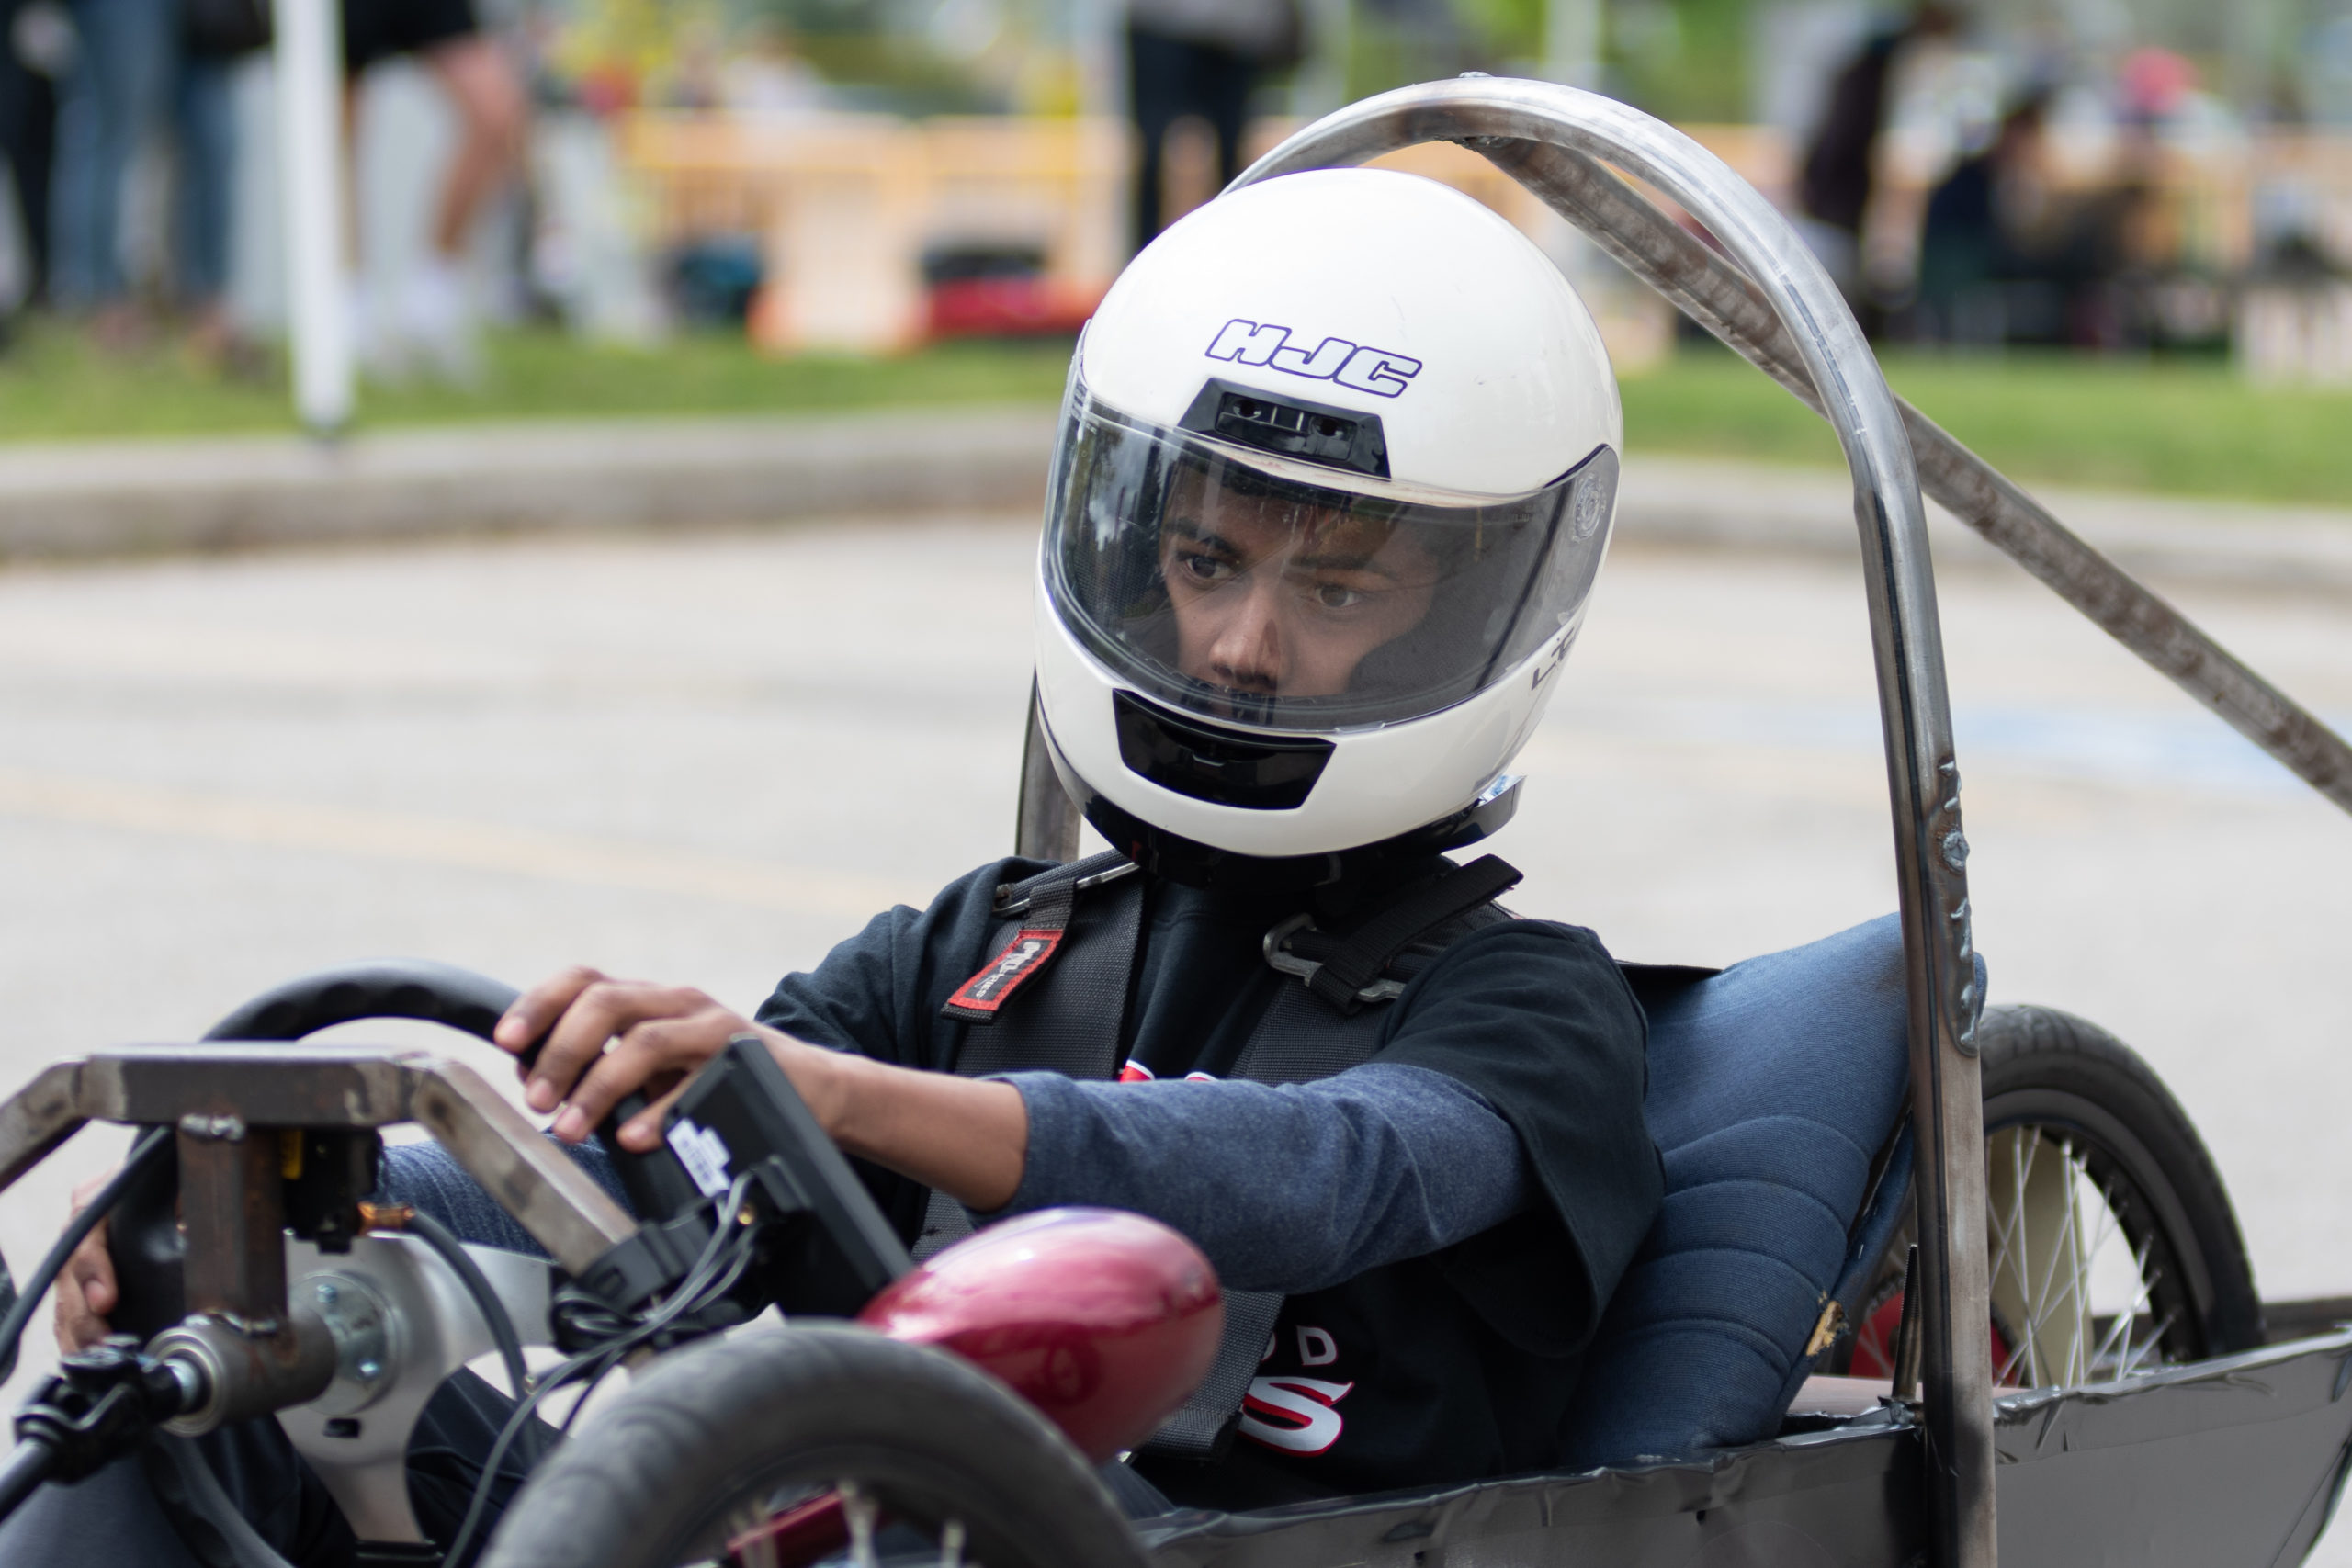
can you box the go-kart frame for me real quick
[1,78,2350,1568]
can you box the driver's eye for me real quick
[1179,550,1235,583]
[1313,581,1363,610]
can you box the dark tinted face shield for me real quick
[1044,384,1617,734]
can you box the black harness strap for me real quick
[1142,1289,1287,1458]
[917,856,1143,1260]
[940,851,1137,1026]
[1275,855,1525,1013]
[919,852,1525,1461]
[1133,989,1391,1461]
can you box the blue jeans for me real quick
[49,0,237,309]
[49,0,169,308]
[173,55,235,303]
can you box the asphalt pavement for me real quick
[1,512,2348,1557]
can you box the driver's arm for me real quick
[499,967,1034,1212]
[500,966,1538,1297]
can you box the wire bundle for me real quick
[442,1172,764,1567]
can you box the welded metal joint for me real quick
[178,1112,248,1142]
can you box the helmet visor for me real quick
[1044,382,1617,734]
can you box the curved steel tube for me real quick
[1460,133,2352,816]
[1224,80,1996,1568]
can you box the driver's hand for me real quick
[56,1169,120,1353]
[494,969,798,1153]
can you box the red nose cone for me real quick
[857,1207,1223,1463]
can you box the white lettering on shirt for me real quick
[1240,1376,1355,1456]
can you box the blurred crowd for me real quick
[2,0,2347,381]
[1789,2,2352,355]
[0,0,521,375]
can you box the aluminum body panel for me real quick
[1994,1330,2352,1568]
[1137,1334,2352,1568]
[1138,1415,1924,1567]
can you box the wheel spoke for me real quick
[2042,1139,2087,1385]
[1985,1127,2184,1389]
[728,1504,779,1568]
[2019,1133,2062,1384]
[2086,1235,2162,1377]
[842,1483,880,1568]
[2118,1307,2176,1380]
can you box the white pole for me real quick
[1295,0,1352,120]
[1543,0,1599,90]
[273,0,352,436]
[1541,0,1603,298]
[1072,0,1122,121]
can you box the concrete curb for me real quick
[0,406,1059,558]
[2,408,2347,595]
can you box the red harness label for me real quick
[942,927,1066,1021]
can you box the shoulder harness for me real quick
[918,850,1523,1461]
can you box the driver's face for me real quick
[1159,467,1438,713]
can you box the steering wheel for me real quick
[107,960,682,1341]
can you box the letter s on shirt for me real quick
[1238,1376,1355,1457]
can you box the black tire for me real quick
[1842,1004,2261,1382]
[480,1324,1148,1568]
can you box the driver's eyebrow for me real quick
[1291,550,1401,579]
[1163,518,1238,555]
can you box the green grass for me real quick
[4,319,2347,509]
[0,320,1076,442]
[1622,342,2352,508]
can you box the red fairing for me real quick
[856,1207,1224,1464]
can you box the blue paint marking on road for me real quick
[1552,697,2352,800]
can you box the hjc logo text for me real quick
[1204,320,1422,399]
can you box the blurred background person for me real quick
[175,0,265,369]
[1795,1,1958,312]
[45,0,249,353]
[46,0,168,344]
[344,0,526,380]
[0,0,65,329]
[1914,92,2053,345]
[1125,0,1299,247]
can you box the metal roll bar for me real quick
[1220,81,1997,1568]
[1012,77,1999,1568]
[1016,74,2352,1568]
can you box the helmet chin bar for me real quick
[1073,772,1522,894]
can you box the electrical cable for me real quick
[403,1209,535,1406]
[440,1176,762,1568]
[556,1354,623,1438]
[0,1127,172,1382]
[442,1211,760,1565]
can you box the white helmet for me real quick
[1035,166,1623,887]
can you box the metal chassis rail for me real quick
[0,1045,634,1318]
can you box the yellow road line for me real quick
[0,765,922,919]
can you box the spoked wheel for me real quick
[480,1325,1148,1568]
[1842,1005,2263,1388]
